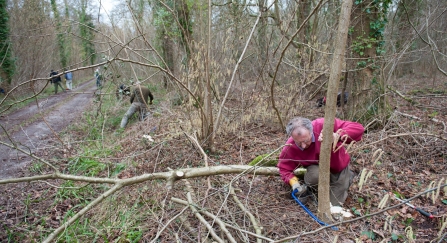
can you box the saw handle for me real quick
[415,207,434,218]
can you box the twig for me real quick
[353,132,447,152]
[394,110,421,120]
[172,197,274,242]
[185,192,224,243]
[183,132,212,189]
[149,205,189,243]
[230,185,263,243]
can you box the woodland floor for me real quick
[0,75,446,242]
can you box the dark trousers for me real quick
[53,81,64,94]
[304,164,353,206]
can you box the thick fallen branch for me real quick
[0,165,306,185]
[43,183,123,243]
[0,165,305,242]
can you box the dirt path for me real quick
[0,79,97,179]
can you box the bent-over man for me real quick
[120,84,154,128]
[278,117,364,206]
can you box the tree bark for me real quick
[318,0,353,220]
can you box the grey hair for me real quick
[285,117,313,137]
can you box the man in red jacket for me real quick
[278,117,364,206]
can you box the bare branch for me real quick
[43,183,123,243]
[230,185,263,243]
[185,192,224,243]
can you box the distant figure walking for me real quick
[316,92,349,107]
[120,83,154,128]
[64,69,73,90]
[0,87,5,95]
[50,70,65,94]
[116,84,131,100]
[94,68,102,89]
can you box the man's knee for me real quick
[304,165,319,185]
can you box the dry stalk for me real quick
[358,168,373,192]
[438,216,447,240]
[371,149,384,165]
[384,215,393,232]
[378,193,389,209]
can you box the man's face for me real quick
[291,128,312,150]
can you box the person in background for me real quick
[0,87,5,95]
[120,83,154,128]
[116,84,131,100]
[50,70,65,94]
[277,117,364,206]
[94,68,102,89]
[64,69,73,90]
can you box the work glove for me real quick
[289,177,307,197]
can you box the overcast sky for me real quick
[98,0,117,13]
[93,0,118,23]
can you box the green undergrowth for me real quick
[56,184,159,242]
[45,81,171,241]
[61,80,168,179]
[248,153,279,166]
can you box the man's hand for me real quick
[290,176,307,196]
[318,129,344,143]
[292,183,307,196]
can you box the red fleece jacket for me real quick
[278,118,364,184]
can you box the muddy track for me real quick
[0,79,97,179]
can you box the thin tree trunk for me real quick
[318,0,353,221]
[204,0,214,151]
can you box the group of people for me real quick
[50,66,362,209]
[49,67,154,129]
[49,69,73,94]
